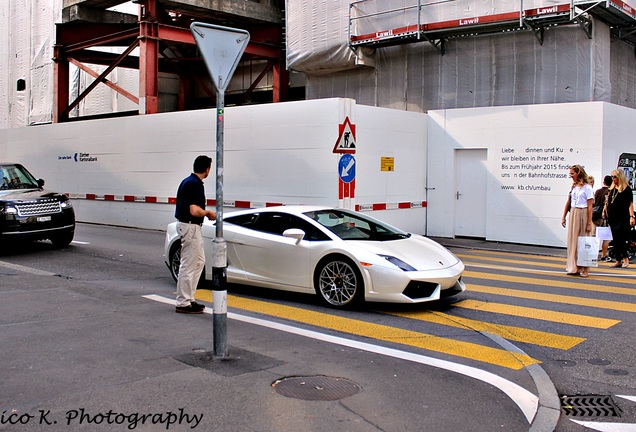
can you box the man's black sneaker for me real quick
[176,304,204,314]
[190,301,205,311]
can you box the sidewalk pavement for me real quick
[0,238,562,432]
[430,237,567,258]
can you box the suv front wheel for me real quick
[51,230,74,247]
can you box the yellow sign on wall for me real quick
[380,157,395,172]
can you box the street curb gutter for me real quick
[484,332,560,432]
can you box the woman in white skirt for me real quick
[561,165,594,277]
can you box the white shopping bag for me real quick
[596,226,612,241]
[577,236,599,267]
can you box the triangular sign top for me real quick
[190,22,250,92]
[333,117,356,154]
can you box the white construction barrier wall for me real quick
[426,101,635,247]
[0,98,428,234]
[1,99,635,248]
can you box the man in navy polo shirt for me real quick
[174,155,216,314]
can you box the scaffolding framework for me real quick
[53,0,287,123]
[348,0,636,55]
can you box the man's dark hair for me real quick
[604,175,612,186]
[193,155,212,173]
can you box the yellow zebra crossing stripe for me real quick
[464,270,636,294]
[468,284,636,313]
[458,253,636,283]
[382,307,585,350]
[463,270,636,296]
[454,299,620,329]
[457,253,565,269]
[194,290,539,370]
[458,249,565,262]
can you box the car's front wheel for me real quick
[51,229,74,247]
[314,255,364,308]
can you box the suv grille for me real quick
[16,200,61,216]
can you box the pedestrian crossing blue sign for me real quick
[339,154,356,183]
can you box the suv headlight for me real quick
[0,204,17,214]
[60,199,72,208]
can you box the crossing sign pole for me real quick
[191,22,250,358]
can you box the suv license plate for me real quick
[37,216,52,222]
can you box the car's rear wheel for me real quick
[168,242,207,287]
[168,243,181,282]
[314,255,363,308]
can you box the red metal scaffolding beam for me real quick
[53,0,286,123]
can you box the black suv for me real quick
[0,163,75,246]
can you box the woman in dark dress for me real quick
[605,169,635,268]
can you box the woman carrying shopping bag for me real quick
[561,165,594,277]
[594,175,613,261]
[605,169,635,268]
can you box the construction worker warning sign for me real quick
[333,117,356,154]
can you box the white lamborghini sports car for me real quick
[164,206,465,308]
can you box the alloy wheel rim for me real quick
[319,261,357,306]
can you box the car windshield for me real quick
[304,209,411,241]
[0,164,40,190]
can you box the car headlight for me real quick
[0,204,17,214]
[60,200,72,208]
[378,255,416,272]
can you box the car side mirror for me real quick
[37,179,45,188]
[283,228,305,244]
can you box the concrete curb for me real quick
[483,332,560,432]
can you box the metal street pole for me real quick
[212,84,228,358]
[189,22,249,360]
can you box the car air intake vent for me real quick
[16,200,61,216]
[402,281,438,299]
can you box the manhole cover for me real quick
[561,395,621,417]
[272,376,362,401]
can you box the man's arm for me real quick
[189,204,216,220]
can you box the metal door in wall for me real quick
[454,149,487,238]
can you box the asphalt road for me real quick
[2,223,636,431]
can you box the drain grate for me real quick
[272,375,362,401]
[560,395,621,417]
